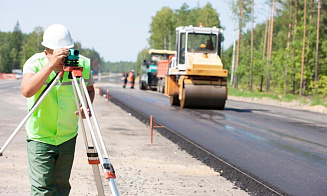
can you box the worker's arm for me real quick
[21,48,68,97]
[87,85,95,103]
[21,67,55,98]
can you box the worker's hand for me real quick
[47,48,69,72]
[75,107,92,119]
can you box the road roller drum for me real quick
[180,84,227,109]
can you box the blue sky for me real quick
[0,0,268,62]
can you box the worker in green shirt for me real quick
[21,24,95,196]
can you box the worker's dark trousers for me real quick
[27,136,77,196]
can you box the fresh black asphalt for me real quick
[101,84,327,196]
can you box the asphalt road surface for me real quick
[0,79,21,92]
[100,78,327,196]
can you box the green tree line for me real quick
[0,22,135,74]
[102,61,137,74]
[143,1,327,96]
[148,3,221,51]
[137,2,221,73]
[224,0,327,96]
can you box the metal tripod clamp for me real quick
[103,158,116,179]
[63,66,83,79]
[87,147,100,165]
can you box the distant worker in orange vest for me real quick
[128,69,135,89]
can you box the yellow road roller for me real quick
[164,25,228,109]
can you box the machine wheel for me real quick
[139,81,144,90]
[159,81,164,93]
[140,81,147,90]
[157,80,162,92]
[161,84,165,93]
[170,95,180,106]
[180,84,227,109]
[180,87,187,108]
[161,80,165,93]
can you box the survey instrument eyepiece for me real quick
[65,49,80,66]
[72,49,80,56]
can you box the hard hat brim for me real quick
[41,42,74,49]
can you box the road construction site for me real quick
[1,76,327,196]
[98,75,327,196]
[0,79,249,196]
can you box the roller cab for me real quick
[165,25,228,109]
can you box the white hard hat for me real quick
[41,24,74,49]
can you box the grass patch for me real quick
[310,96,327,107]
[228,88,279,100]
[228,88,327,107]
[279,94,297,102]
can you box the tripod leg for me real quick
[71,80,105,196]
[81,78,120,196]
[81,77,120,196]
[92,165,105,196]
[0,72,63,156]
[80,78,111,159]
[72,80,89,150]
[72,77,104,161]
[88,147,105,196]
[72,76,120,196]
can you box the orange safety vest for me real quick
[128,72,134,82]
